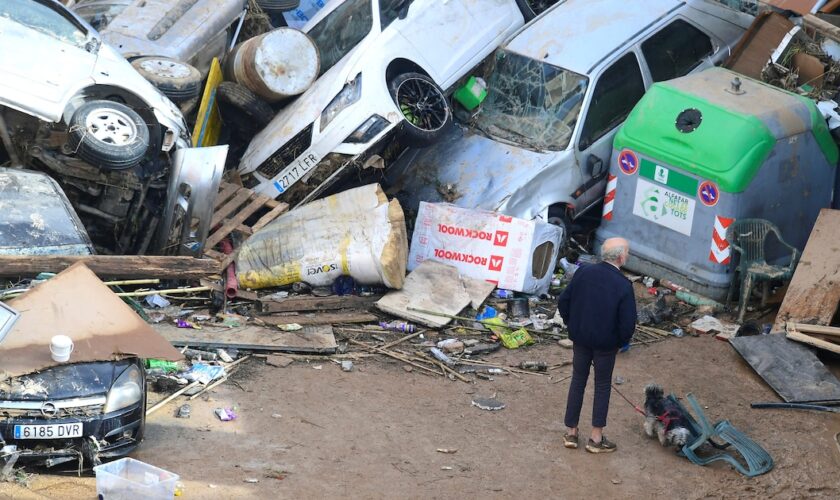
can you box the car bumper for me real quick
[0,403,144,466]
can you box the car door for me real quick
[391,0,521,87]
[573,51,648,210]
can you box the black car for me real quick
[0,358,146,468]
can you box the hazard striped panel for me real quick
[709,215,735,264]
[602,174,617,220]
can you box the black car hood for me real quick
[0,360,134,401]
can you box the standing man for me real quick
[558,238,636,453]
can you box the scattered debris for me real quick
[472,397,506,411]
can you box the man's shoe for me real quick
[563,433,579,449]
[585,436,617,453]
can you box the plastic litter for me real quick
[379,321,415,333]
[214,407,237,421]
[94,458,179,499]
[184,363,225,385]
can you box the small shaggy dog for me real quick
[643,384,693,449]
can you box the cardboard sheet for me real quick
[376,260,495,328]
[157,324,337,353]
[1,263,182,377]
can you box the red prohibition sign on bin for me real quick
[698,180,720,207]
[617,149,639,175]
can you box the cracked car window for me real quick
[307,0,373,77]
[475,50,588,152]
[1,0,87,47]
[73,1,131,31]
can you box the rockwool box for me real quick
[408,202,562,295]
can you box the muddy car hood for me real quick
[387,124,563,219]
[238,42,364,174]
[0,360,133,401]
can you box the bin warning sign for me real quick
[632,178,695,236]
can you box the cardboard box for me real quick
[408,202,562,295]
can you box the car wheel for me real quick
[548,205,571,250]
[67,100,150,170]
[131,57,202,103]
[515,0,560,21]
[389,72,452,147]
[256,0,301,13]
[216,82,276,135]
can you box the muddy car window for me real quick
[380,0,409,29]
[1,0,87,47]
[72,1,130,31]
[642,19,714,82]
[578,52,644,150]
[308,0,373,76]
[475,50,588,152]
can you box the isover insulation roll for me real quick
[236,184,408,289]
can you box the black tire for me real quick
[547,205,571,250]
[256,0,300,13]
[67,100,150,170]
[515,0,559,21]
[216,82,276,136]
[131,57,202,103]
[389,72,452,147]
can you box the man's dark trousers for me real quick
[564,344,618,428]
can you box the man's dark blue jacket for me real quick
[558,262,637,351]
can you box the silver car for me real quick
[387,0,751,237]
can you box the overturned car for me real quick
[0,0,225,255]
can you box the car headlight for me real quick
[320,75,362,131]
[345,115,390,144]
[104,364,143,413]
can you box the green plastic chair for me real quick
[667,393,774,477]
[725,219,799,323]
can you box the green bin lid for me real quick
[614,68,838,193]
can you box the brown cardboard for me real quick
[1,262,182,378]
[766,0,819,15]
[792,52,825,86]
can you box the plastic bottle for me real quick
[379,321,416,333]
[519,361,547,372]
[493,289,515,299]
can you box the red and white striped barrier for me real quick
[602,174,617,221]
[709,215,735,264]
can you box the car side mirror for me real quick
[587,155,605,178]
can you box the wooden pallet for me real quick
[204,182,288,260]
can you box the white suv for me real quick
[237,0,548,204]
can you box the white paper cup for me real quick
[50,335,74,362]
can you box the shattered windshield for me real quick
[0,0,88,47]
[307,0,373,76]
[475,50,588,151]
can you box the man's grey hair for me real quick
[601,242,629,263]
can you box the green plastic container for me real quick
[453,76,487,111]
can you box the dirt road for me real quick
[2,335,839,499]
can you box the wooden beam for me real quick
[0,255,221,279]
[257,312,377,326]
[259,295,380,313]
[787,329,840,355]
[788,323,840,338]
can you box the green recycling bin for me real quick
[596,68,837,299]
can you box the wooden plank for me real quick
[251,201,290,233]
[787,329,840,355]
[775,209,840,331]
[156,323,337,353]
[788,323,840,338]
[211,189,253,227]
[214,183,240,209]
[257,312,377,326]
[205,249,225,261]
[0,255,220,279]
[260,295,380,313]
[206,194,270,248]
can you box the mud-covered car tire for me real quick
[217,81,276,135]
[389,72,452,147]
[131,57,202,103]
[67,100,150,170]
[515,0,559,21]
[256,0,301,13]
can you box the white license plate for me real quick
[272,151,320,194]
[14,422,83,440]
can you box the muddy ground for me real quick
[1,332,839,499]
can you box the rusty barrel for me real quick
[224,28,320,102]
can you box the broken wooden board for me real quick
[774,209,840,331]
[257,312,377,326]
[786,329,840,355]
[730,333,840,403]
[259,295,380,313]
[376,260,495,328]
[0,255,220,279]
[156,323,337,353]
